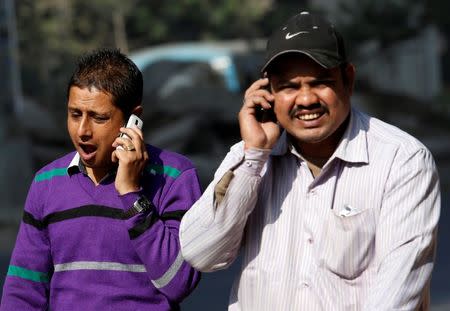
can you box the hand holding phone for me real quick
[239,77,280,150]
[113,113,147,194]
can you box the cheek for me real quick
[330,97,350,116]
[98,128,117,142]
[273,95,293,114]
[99,124,122,143]
[67,121,77,139]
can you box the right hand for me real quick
[238,78,281,150]
[111,126,149,195]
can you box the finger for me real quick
[244,87,273,105]
[111,150,118,163]
[112,147,128,164]
[114,136,134,148]
[112,132,137,151]
[246,88,273,101]
[121,128,144,151]
[245,78,270,94]
[129,126,144,141]
[243,95,273,110]
[119,127,143,141]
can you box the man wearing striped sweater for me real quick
[1,48,201,310]
[180,11,441,310]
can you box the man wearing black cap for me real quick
[180,11,440,310]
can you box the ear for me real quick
[131,105,143,117]
[345,63,356,96]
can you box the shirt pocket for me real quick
[319,206,377,280]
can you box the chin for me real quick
[291,130,329,144]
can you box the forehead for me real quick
[68,86,116,110]
[268,53,337,80]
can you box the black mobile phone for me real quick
[255,83,276,122]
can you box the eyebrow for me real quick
[312,77,336,83]
[67,106,110,116]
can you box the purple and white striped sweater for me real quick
[1,144,202,310]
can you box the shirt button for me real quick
[301,282,309,288]
[245,161,252,167]
[307,237,314,244]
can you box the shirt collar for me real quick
[269,108,369,164]
[332,108,369,164]
[67,152,84,176]
[67,152,117,180]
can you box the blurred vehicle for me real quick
[128,40,266,187]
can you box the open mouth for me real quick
[80,144,96,154]
[79,143,97,161]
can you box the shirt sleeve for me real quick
[363,148,441,310]
[119,167,202,303]
[1,182,52,311]
[180,143,270,272]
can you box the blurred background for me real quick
[0,0,449,309]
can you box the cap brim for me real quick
[261,50,343,73]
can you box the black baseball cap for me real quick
[261,11,347,73]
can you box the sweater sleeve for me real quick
[120,167,202,303]
[1,180,52,311]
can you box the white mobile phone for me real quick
[117,114,143,149]
[123,114,143,133]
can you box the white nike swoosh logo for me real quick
[285,31,309,39]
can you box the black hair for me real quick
[67,48,143,119]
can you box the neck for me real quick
[85,166,110,185]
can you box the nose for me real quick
[295,87,319,107]
[77,117,92,140]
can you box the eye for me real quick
[275,83,297,92]
[69,110,81,118]
[93,115,109,123]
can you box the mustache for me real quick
[289,103,326,118]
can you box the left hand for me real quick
[239,78,280,150]
[111,126,149,195]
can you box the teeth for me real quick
[298,113,320,120]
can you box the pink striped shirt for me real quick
[180,108,441,310]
